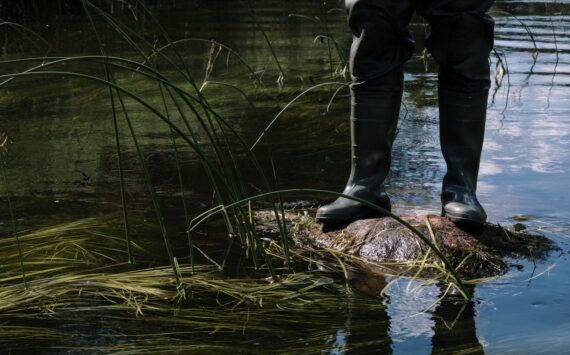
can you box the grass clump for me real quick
[0,0,472,302]
[0,217,350,315]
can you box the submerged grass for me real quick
[0,214,477,320]
[0,209,542,352]
[0,0,472,322]
[0,217,350,315]
[0,132,28,289]
[0,217,388,353]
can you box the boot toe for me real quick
[443,202,487,227]
[316,193,391,225]
[316,201,377,224]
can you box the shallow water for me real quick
[1,0,570,353]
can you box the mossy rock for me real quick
[255,210,557,280]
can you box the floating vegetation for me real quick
[0,217,344,313]
[0,216,386,354]
[3,210,511,316]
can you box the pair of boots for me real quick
[316,81,488,227]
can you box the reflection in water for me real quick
[347,273,483,354]
[431,285,484,355]
[335,296,392,354]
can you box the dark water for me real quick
[1,0,570,353]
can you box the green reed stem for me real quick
[1,161,27,289]
[250,81,346,150]
[85,2,249,237]
[81,0,134,266]
[243,0,285,82]
[0,68,287,280]
[189,188,471,299]
[0,20,50,50]
[159,83,195,272]
[84,1,243,272]
[111,89,134,265]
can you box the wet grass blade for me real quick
[0,19,50,51]
[1,161,28,289]
[81,0,134,266]
[250,81,346,150]
[189,188,471,299]
[243,0,285,84]
[489,10,540,66]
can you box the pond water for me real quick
[1,0,570,353]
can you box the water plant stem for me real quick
[189,188,471,299]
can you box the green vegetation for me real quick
[0,2,504,328]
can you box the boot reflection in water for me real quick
[316,0,495,228]
[431,285,484,354]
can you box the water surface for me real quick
[1,0,570,353]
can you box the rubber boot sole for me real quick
[442,208,485,229]
[316,207,386,226]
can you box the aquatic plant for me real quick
[243,0,285,86]
[288,5,348,81]
[0,0,471,301]
[489,10,540,65]
[0,217,394,353]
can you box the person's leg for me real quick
[419,0,495,227]
[316,0,416,224]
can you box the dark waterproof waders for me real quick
[316,0,495,227]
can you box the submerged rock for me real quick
[255,210,557,279]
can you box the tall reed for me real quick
[0,0,469,298]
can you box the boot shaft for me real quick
[348,71,404,183]
[439,88,488,194]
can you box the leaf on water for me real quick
[511,215,530,221]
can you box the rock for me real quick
[255,210,557,280]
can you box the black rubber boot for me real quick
[439,88,488,227]
[316,79,402,225]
